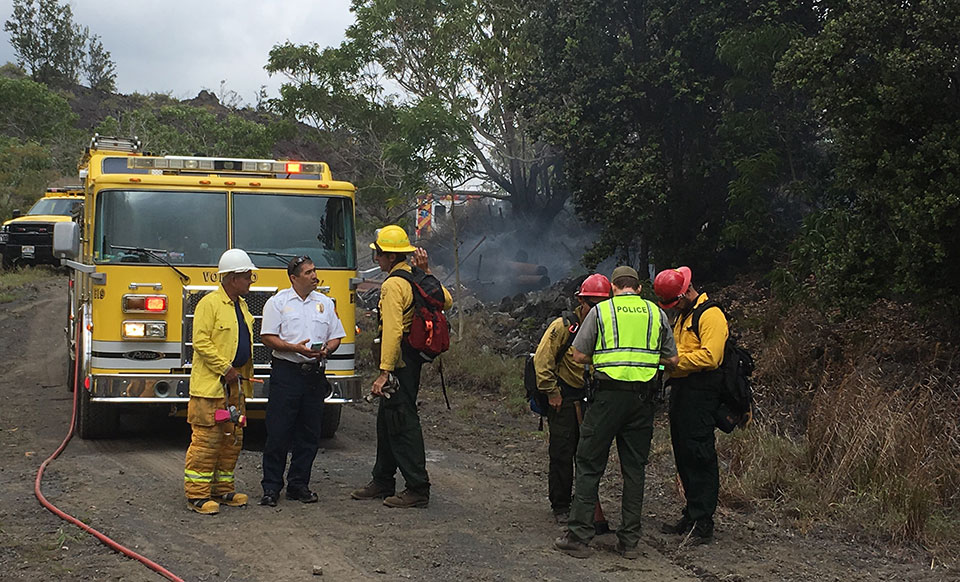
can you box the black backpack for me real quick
[524,312,578,428]
[387,267,451,362]
[690,300,755,433]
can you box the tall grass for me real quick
[717,298,960,550]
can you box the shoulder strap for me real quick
[554,311,579,364]
[385,268,417,314]
[690,299,722,340]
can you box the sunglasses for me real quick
[287,255,312,275]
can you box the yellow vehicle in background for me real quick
[54,136,361,438]
[1,188,83,268]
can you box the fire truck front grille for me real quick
[181,286,278,368]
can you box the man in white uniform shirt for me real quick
[258,255,346,506]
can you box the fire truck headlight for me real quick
[123,321,166,339]
[123,322,145,338]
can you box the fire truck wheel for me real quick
[76,387,119,439]
[320,404,341,439]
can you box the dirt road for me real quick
[0,278,953,581]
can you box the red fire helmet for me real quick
[653,266,692,309]
[577,273,612,298]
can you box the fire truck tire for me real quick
[320,404,341,438]
[77,387,119,439]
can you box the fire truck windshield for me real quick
[94,190,228,265]
[233,193,356,270]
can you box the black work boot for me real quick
[690,519,714,543]
[660,515,693,535]
[286,487,318,503]
[258,491,279,507]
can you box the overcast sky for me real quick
[0,0,355,105]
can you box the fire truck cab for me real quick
[55,136,361,438]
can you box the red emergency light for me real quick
[122,294,168,313]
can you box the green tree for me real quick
[515,0,819,274]
[266,0,568,225]
[84,34,116,92]
[4,0,87,87]
[0,76,77,141]
[780,0,960,309]
[715,18,824,269]
[0,137,57,219]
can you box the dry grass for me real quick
[715,292,960,551]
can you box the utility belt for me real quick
[595,377,657,393]
[272,357,330,393]
[586,375,656,403]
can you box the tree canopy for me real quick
[4,0,117,91]
[266,0,570,225]
[779,0,960,308]
[513,0,821,276]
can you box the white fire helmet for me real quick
[217,248,258,274]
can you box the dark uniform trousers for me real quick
[668,373,721,527]
[261,358,327,494]
[372,349,429,495]
[544,381,583,514]
[568,384,656,548]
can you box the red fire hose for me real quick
[33,320,184,582]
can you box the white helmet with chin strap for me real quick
[217,248,258,274]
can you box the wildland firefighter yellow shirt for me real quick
[533,315,586,399]
[377,262,453,372]
[189,286,255,398]
[670,292,728,379]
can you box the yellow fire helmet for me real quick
[369,224,417,252]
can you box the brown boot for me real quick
[350,481,394,500]
[383,489,429,508]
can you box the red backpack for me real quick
[387,267,450,362]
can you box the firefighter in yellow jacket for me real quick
[183,249,257,515]
[534,274,612,527]
[351,225,452,508]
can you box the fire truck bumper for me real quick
[88,373,364,404]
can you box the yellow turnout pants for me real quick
[184,393,244,500]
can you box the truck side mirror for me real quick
[11,209,21,219]
[53,221,80,259]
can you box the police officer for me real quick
[554,266,678,559]
[533,274,611,527]
[350,225,452,509]
[654,266,728,543]
[258,255,345,506]
[184,249,257,515]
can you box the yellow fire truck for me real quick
[54,136,361,438]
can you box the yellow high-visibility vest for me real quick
[593,295,661,382]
